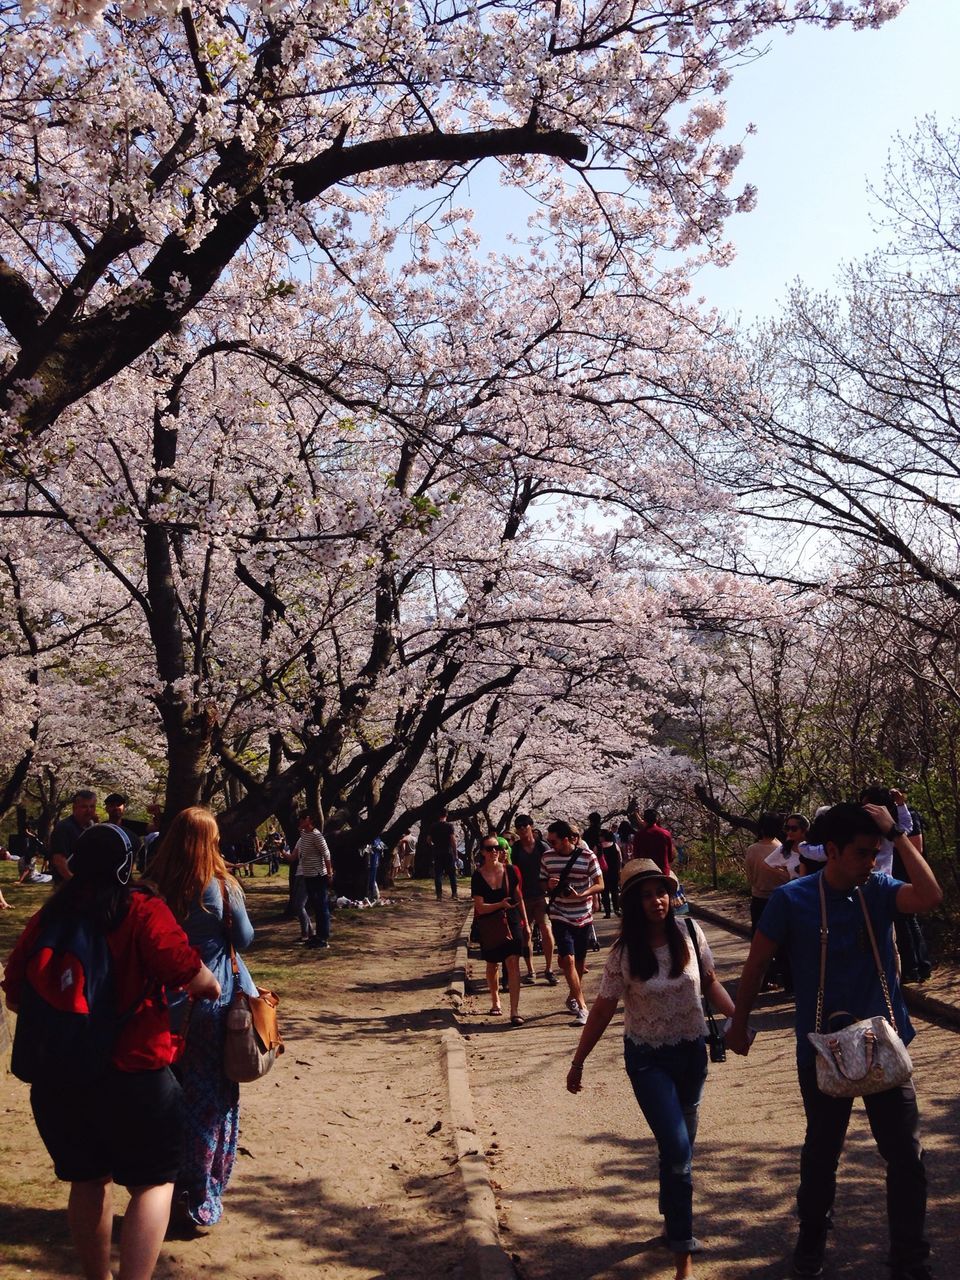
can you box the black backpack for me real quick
[11,910,125,1085]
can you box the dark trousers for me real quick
[750,896,792,991]
[600,869,620,916]
[433,854,458,899]
[797,1062,928,1268]
[304,876,330,943]
[895,913,932,981]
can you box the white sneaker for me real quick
[566,996,579,1015]
[576,1005,588,1025]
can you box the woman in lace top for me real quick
[566,858,734,1280]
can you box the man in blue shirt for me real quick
[728,802,942,1280]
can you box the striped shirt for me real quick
[294,829,333,879]
[542,845,602,926]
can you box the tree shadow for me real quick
[0,1203,73,1277]
[153,1169,467,1280]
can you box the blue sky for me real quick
[697,0,960,321]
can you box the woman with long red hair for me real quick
[147,806,257,1230]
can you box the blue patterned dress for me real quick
[168,878,257,1225]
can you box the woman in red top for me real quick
[3,823,220,1280]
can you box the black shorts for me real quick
[31,1066,184,1187]
[551,918,592,964]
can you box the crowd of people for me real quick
[456,789,940,1280]
[0,786,945,1280]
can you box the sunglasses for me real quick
[480,843,500,852]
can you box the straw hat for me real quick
[620,858,680,896]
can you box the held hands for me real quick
[726,1024,752,1057]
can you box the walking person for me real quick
[145,806,258,1228]
[542,820,603,1025]
[511,815,557,985]
[429,810,459,900]
[567,859,734,1280]
[728,801,942,1279]
[472,837,527,1024]
[292,811,334,948]
[743,812,790,991]
[3,823,220,1279]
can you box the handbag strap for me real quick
[684,918,722,1038]
[219,878,241,979]
[815,875,895,1033]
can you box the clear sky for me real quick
[697,0,960,321]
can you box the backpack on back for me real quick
[11,912,120,1086]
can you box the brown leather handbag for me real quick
[220,882,284,1083]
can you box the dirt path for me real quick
[1,883,470,1280]
[462,915,960,1280]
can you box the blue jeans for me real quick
[624,1037,708,1252]
[303,876,330,943]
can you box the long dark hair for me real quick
[614,883,688,980]
[40,877,135,935]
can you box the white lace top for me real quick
[598,920,714,1048]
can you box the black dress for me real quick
[471,866,523,962]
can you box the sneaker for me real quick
[566,996,579,1015]
[792,1226,826,1277]
[575,1005,588,1025]
[543,970,559,986]
[521,974,536,985]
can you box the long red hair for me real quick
[146,805,239,920]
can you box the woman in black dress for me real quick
[471,837,527,1024]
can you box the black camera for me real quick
[709,1033,726,1064]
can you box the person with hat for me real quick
[566,859,735,1280]
[3,822,220,1280]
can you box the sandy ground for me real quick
[1,883,471,1280]
[462,914,960,1280]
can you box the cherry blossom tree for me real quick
[1,0,901,442]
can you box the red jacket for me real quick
[3,892,201,1071]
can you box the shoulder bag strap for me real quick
[856,887,897,1024]
[816,874,829,1034]
[219,878,241,980]
[685,918,722,1033]
[546,847,584,906]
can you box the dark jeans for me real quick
[750,896,792,991]
[303,875,331,943]
[895,913,932,981]
[433,854,458,899]
[624,1037,708,1252]
[600,869,620,916]
[797,1062,928,1268]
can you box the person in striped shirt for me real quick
[294,812,334,949]
[542,821,603,1025]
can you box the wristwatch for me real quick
[887,823,906,839]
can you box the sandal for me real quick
[510,1015,524,1026]
[488,1006,502,1015]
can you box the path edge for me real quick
[443,909,517,1280]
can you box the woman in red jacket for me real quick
[3,823,220,1280]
